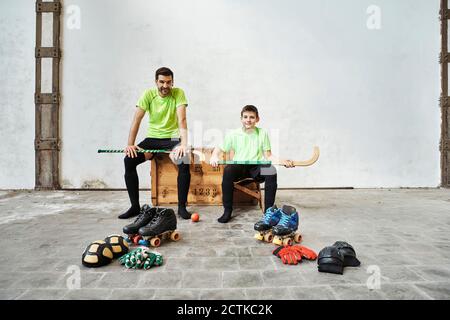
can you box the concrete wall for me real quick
[0,0,441,189]
[0,0,35,189]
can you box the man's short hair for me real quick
[155,67,174,80]
[241,105,259,118]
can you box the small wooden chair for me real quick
[233,178,263,212]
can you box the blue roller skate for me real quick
[254,206,282,243]
[272,205,302,246]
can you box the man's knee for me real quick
[124,156,133,168]
[124,153,145,169]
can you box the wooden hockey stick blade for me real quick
[290,146,320,167]
[216,147,320,167]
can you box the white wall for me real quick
[0,0,441,189]
[0,0,35,189]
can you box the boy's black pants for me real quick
[222,164,277,211]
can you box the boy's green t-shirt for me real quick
[220,127,271,161]
[136,88,188,139]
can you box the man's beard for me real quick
[159,88,170,95]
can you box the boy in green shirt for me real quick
[121,67,191,220]
[210,105,294,223]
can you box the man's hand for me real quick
[283,159,295,168]
[125,145,142,158]
[210,155,220,168]
[172,144,187,160]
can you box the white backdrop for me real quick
[0,0,441,189]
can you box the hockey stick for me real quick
[218,146,320,167]
[98,149,172,154]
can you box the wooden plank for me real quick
[155,185,258,206]
[151,159,158,205]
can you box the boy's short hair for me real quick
[155,67,174,80]
[241,105,259,117]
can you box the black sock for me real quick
[218,209,232,223]
[118,206,140,219]
[178,205,191,219]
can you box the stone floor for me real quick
[0,189,449,300]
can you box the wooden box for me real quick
[150,147,259,206]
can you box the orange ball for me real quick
[191,213,200,222]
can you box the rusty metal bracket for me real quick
[35,47,61,58]
[35,139,61,151]
[440,52,450,64]
[35,93,60,104]
[440,139,450,151]
[440,96,450,108]
[36,1,61,13]
[441,8,450,19]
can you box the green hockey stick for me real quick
[98,149,172,154]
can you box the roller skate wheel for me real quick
[294,233,302,243]
[273,237,282,246]
[150,237,161,247]
[132,235,142,244]
[264,233,274,243]
[170,231,181,241]
[283,238,293,246]
[254,233,264,241]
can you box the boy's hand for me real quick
[210,156,220,168]
[125,145,142,158]
[283,159,295,168]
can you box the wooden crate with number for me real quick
[150,147,259,206]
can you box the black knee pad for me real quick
[332,241,361,267]
[317,246,345,275]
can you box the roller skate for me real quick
[272,205,302,246]
[254,206,282,243]
[138,207,181,247]
[122,204,156,245]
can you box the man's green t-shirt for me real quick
[220,127,271,161]
[136,88,188,139]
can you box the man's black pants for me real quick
[124,138,191,209]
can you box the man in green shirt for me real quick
[120,67,191,220]
[210,105,294,223]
